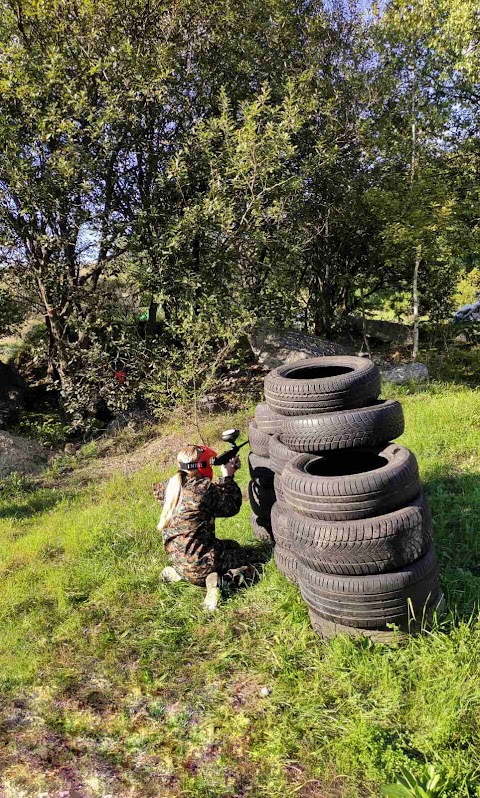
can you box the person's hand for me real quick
[221,455,240,478]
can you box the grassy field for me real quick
[1,382,480,798]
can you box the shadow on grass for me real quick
[0,488,76,520]
[219,540,274,597]
[425,469,480,619]
[422,345,480,388]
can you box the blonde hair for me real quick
[157,445,204,533]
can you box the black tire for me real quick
[308,594,445,643]
[248,453,274,489]
[268,434,297,475]
[271,502,292,549]
[249,420,270,457]
[274,546,298,583]
[282,444,420,521]
[289,494,431,575]
[255,402,284,435]
[274,474,288,510]
[281,400,404,453]
[264,356,380,417]
[248,480,276,520]
[250,512,273,542]
[298,544,439,629]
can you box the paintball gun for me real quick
[213,428,249,466]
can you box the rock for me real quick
[0,431,48,479]
[382,362,429,385]
[453,299,480,323]
[248,322,351,370]
[63,443,79,456]
[454,332,468,344]
[345,315,413,345]
[0,362,29,427]
[197,394,223,412]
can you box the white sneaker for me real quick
[203,587,220,612]
[161,566,183,583]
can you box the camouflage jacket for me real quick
[153,475,243,584]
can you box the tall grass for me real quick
[0,385,479,797]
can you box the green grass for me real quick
[1,386,480,797]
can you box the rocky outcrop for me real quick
[382,363,429,385]
[0,362,29,428]
[248,323,351,370]
[345,315,413,345]
[453,300,480,323]
[0,431,48,478]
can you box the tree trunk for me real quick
[412,245,421,360]
[45,315,61,382]
[359,284,371,355]
[147,295,158,337]
[36,275,72,385]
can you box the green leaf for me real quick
[381,786,416,798]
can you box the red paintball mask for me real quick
[178,446,217,480]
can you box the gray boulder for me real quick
[453,299,480,323]
[345,315,413,345]
[0,431,48,479]
[382,362,429,385]
[249,322,351,370]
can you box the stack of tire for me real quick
[249,355,442,641]
[248,406,283,543]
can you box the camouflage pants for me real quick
[167,539,272,588]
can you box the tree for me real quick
[363,0,478,351]
[1,0,478,427]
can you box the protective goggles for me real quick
[178,446,218,479]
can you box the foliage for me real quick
[12,322,49,372]
[0,289,24,336]
[0,0,478,426]
[144,300,254,415]
[381,765,452,798]
[363,0,477,334]
[13,411,70,447]
[453,268,480,307]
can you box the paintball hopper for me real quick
[213,429,248,466]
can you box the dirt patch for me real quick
[0,431,49,479]
[73,433,186,485]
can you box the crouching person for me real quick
[154,445,270,612]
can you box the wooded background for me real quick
[0,0,478,426]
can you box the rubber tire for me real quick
[264,356,380,416]
[281,400,404,453]
[248,480,276,520]
[271,502,292,549]
[249,420,270,457]
[250,512,273,542]
[274,546,298,584]
[248,453,274,489]
[274,474,288,510]
[298,544,439,629]
[255,402,284,435]
[289,493,431,575]
[268,434,298,475]
[308,593,445,643]
[282,444,420,521]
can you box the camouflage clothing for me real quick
[153,474,269,586]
